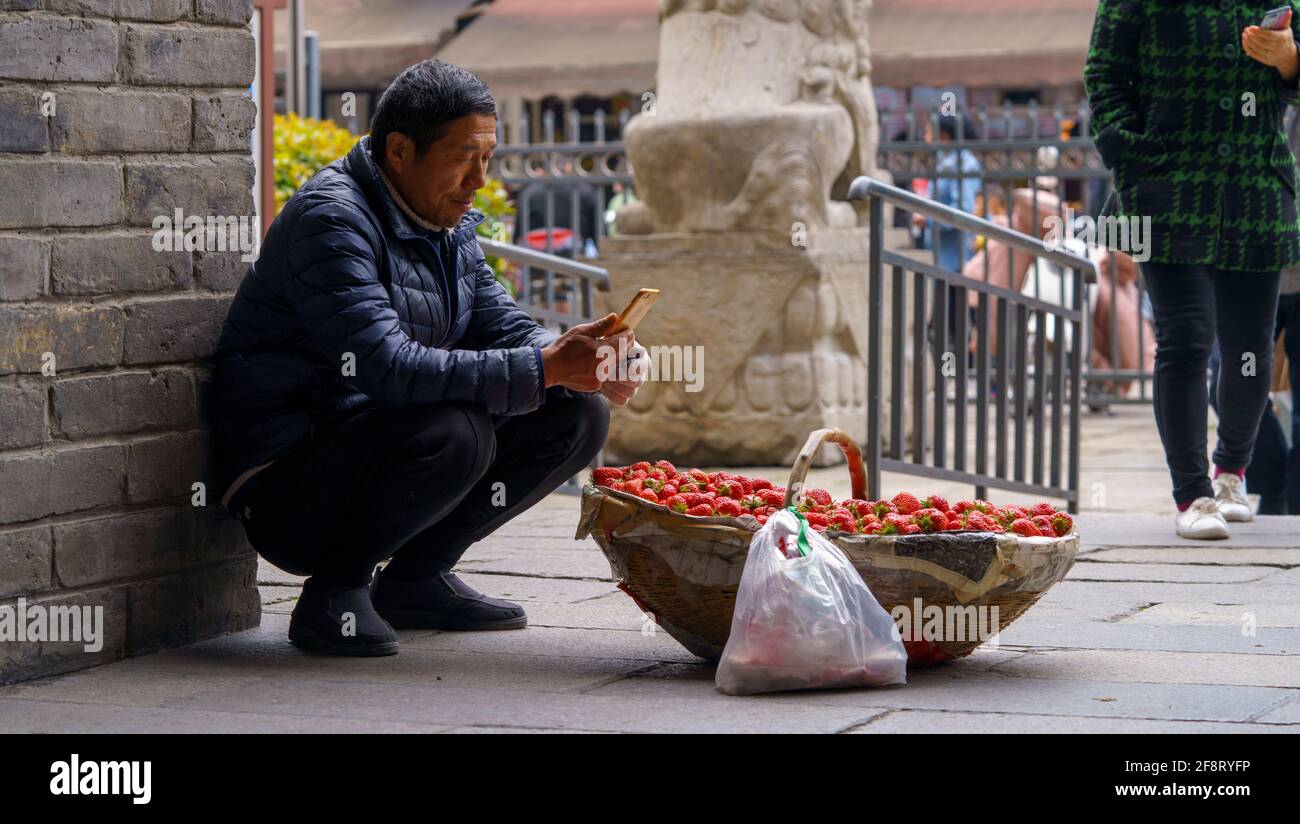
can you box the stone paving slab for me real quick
[989,649,1300,688]
[159,678,885,733]
[0,699,457,734]
[845,709,1286,734]
[1125,602,1300,628]
[993,617,1298,655]
[1064,562,1278,584]
[589,663,1294,723]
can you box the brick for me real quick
[0,525,52,598]
[126,556,259,655]
[0,235,48,300]
[51,232,191,295]
[50,89,190,153]
[126,431,208,503]
[0,445,125,524]
[123,158,255,227]
[48,0,190,22]
[121,295,229,364]
[53,507,195,588]
[52,368,196,439]
[191,92,255,152]
[0,87,47,152]
[194,248,250,291]
[0,159,124,229]
[123,24,255,87]
[0,304,124,375]
[195,0,252,26]
[0,17,117,82]
[0,587,128,685]
[0,381,47,449]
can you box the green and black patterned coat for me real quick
[1085,0,1300,271]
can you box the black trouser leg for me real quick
[382,391,610,580]
[1142,262,1280,506]
[1211,267,1280,474]
[1281,294,1300,514]
[1142,262,1216,505]
[240,402,497,588]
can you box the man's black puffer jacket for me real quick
[210,135,558,505]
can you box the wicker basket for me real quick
[576,428,1078,665]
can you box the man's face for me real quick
[383,113,497,228]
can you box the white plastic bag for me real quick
[715,508,908,695]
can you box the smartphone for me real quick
[1262,5,1292,29]
[604,288,660,337]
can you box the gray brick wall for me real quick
[0,0,260,685]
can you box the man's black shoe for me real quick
[371,567,528,631]
[288,576,400,656]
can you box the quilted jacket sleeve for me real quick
[282,199,546,415]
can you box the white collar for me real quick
[377,164,454,234]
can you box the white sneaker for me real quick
[1212,473,1253,522]
[1175,497,1230,540]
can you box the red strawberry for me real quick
[872,500,898,518]
[630,461,652,474]
[802,512,830,528]
[677,481,701,494]
[655,459,677,475]
[840,499,872,518]
[637,489,659,504]
[1031,514,1055,535]
[593,467,624,486]
[880,513,913,534]
[1051,511,1074,537]
[901,523,922,534]
[689,468,710,483]
[739,494,764,511]
[912,508,946,533]
[1010,518,1042,537]
[715,498,743,517]
[965,511,996,531]
[802,488,833,511]
[757,488,786,508]
[955,499,994,514]
[643,477,664,494]
[665,494,688,513]
[682,492,712,508]
[857,513,881,530]
[755,515,769,525]
[658,484,678,500]
[1030,502,1057,517]
[923,494,951,513]
[714,479,741,498]
[891,492,922,515]
[829,511,857,532]
[624,478,645,495]
[751,478,774,492]
[686,503,715,517]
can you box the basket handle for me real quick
[782,428,868,509]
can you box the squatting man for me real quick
[210,60,648,655]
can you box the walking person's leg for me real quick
[1210,268,1282,521]
[1140,261,1227,537]
[1280,294,1300,513]
[239,402,498,653]
[373,391,610,629]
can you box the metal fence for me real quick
[481,235,611,492]
[850,176,1093,513]
[880,102,1152,409]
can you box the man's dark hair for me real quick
[368,59,497,164]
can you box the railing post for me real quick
[867,189,883,501]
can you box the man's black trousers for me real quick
[238,390,609,587]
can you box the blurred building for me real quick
[273,0,1094,141]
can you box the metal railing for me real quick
[480,236,611,493]
[849,176,1093,513]
[879,103,1152,409]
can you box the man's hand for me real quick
[540,313,632,393]
[1244,11,1300,85]
[600,340,648,407]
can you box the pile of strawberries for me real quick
[592,461,1074,538]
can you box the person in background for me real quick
[915,113,983,272]
[1085,1,1300,539]
[1208,104,1300,514]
